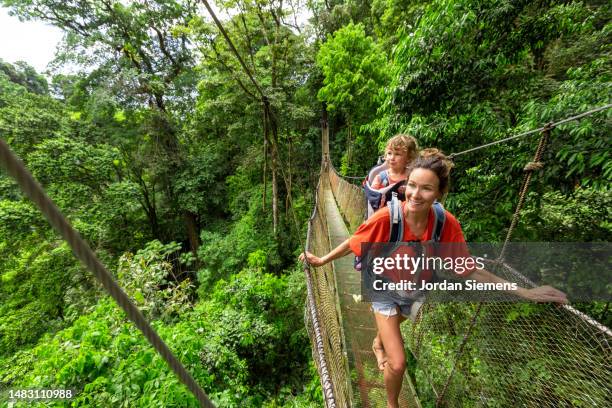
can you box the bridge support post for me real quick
[321,108,330,170]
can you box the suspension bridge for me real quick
[1,0,610,403]
[1,104,611,407]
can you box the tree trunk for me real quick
[135,170,161,240]
[155,110,202,255]
[347,118,353,169]
[148,209,161,240]
[263,103,278,235]
[286,132,291,217]
[184,211,200,256]
[272,155,278,235]
[263,125,268,210]
[269,106,280,236]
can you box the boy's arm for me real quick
[370,174,383,189]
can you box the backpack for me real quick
[363,159,406,218]
[354,194,446,271]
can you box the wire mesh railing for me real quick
[304,164,352,407]
[328,164,364,234]
[410,273,611,406]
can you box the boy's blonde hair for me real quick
[385,134,418,161]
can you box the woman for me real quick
[300,149,567,408]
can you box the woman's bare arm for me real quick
[468,268,568,303]
[299,238,352,267]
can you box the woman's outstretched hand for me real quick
[521,285,568,304]
[299,251,325,267]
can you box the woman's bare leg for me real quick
[372,334,387,371]
[372,314,405,371]
[374,312,407,408]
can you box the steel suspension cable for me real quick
[448,103,611,159]
[335,104,612,180]
[0,139,215,408]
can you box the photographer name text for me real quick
[373,279,518,291]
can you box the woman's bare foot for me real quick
[372,337,387,371]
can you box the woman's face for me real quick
[405,168,441,214]
[385,147,409,173]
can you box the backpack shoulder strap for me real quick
[387,194,404,242]
[379,170,389,187]
[431,201,446,242]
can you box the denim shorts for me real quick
[371,300,415,318]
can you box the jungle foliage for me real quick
[0,0,610,406]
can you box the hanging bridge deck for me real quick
[322,186,421,408]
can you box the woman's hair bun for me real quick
[409,148,454,194]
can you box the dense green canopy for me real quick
[0,0,609,406]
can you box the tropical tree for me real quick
[2,0,204,252]
[316,22,390,173]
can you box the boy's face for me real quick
[385,147,409,172]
